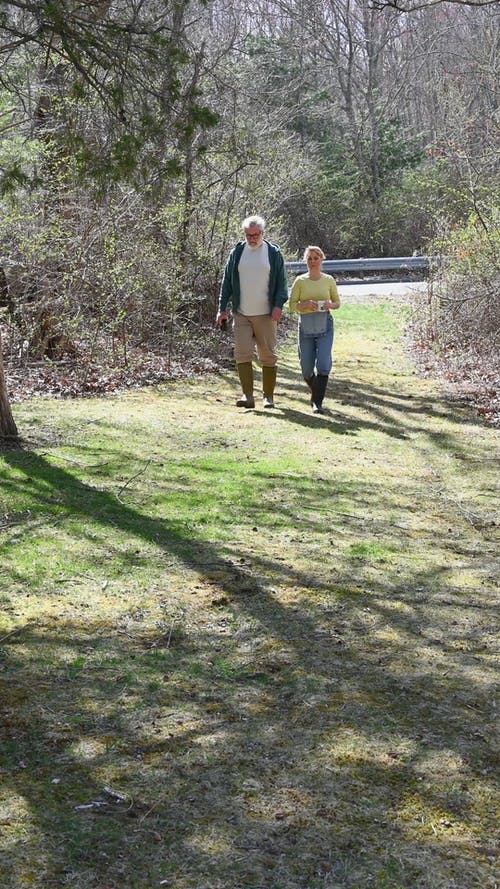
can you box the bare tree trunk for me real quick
[0,331,18,439]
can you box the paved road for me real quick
[337,279,428,299]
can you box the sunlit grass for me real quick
[0,300,498,889]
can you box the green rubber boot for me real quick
[262,365,277,408]
[236,362,255,408]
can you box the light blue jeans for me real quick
[298,313,334,377]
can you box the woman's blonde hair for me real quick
[303,245,325,261]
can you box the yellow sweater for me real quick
[289,273,340,313]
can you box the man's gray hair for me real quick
[242,214,265,232]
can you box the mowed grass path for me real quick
[1,300,498,889]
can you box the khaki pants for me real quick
[233,313,277,367]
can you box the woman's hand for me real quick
[300,300,318,311]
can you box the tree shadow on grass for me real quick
[1,614,496,888]
[274,358,485,457]
[1,447,497,887]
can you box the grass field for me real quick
[1,299,498,888]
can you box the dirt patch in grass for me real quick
[1,298,498,888]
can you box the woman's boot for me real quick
[304,375,315,406]
[312,374,328,414]
[236,362,255,408]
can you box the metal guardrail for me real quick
[286,256,430,276]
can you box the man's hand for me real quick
[216,311,229,328]
[271,307,282,322]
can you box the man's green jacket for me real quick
[218,240,288,315]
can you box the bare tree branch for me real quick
[371,0,498,11]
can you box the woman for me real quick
[289,246,340,414]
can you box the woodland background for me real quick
[0,0,498,434]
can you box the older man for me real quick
[216,215,288,409]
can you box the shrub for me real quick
[429,208,500,345]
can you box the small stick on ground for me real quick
[117,458,152,500]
